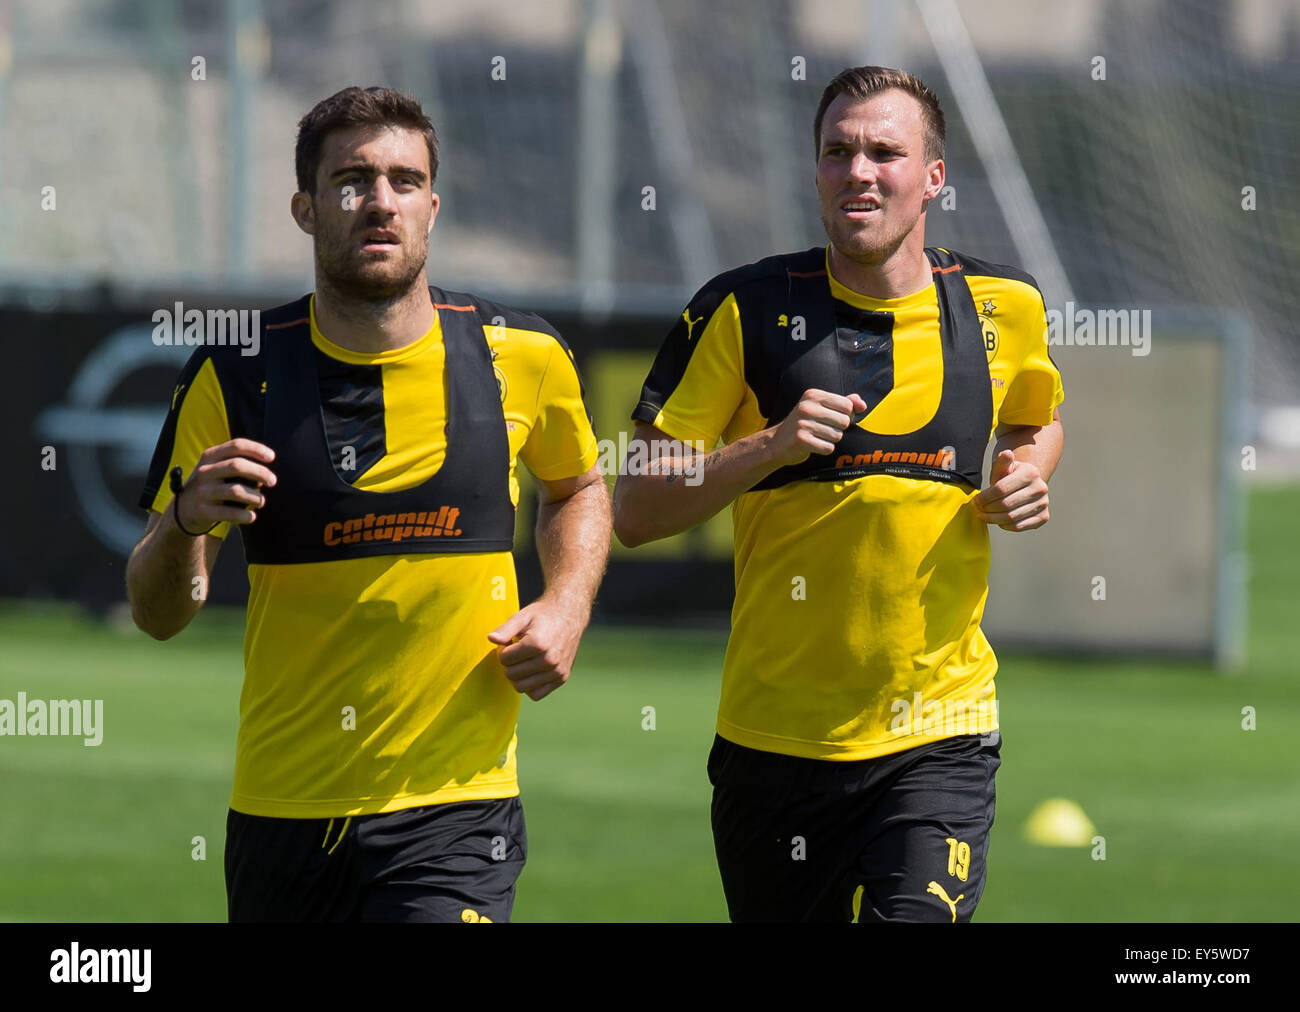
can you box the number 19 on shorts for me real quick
[945,837,970,882]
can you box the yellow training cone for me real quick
[1023,798,1097,846]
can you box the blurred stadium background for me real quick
[3,0,1298,921]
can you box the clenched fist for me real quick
[974,449,1050,532]
[768,389,870,469]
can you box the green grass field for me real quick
[1,486,1297,922]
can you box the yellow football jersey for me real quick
[141,291,599,817]
[634,246,1063,760]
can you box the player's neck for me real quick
[828,233,932,302]
[312,278,435,355]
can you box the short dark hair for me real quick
[813,66,945,163]
[294,86,439,195]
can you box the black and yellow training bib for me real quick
[633,246,1064,761]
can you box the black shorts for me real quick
[708,731,1001,922]
[224,797,527,923]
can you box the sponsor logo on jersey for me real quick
[323,507,463,546]
[833,447,956,470]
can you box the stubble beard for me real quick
[315,226,429,305]
[824,216,892,268]
[821,205,921,270]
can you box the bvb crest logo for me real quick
[978,299,999,362]
[490,347,507,402]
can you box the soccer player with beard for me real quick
[127,87,610,923]
[614,67,1064,922]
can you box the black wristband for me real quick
[169,465,218,538]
